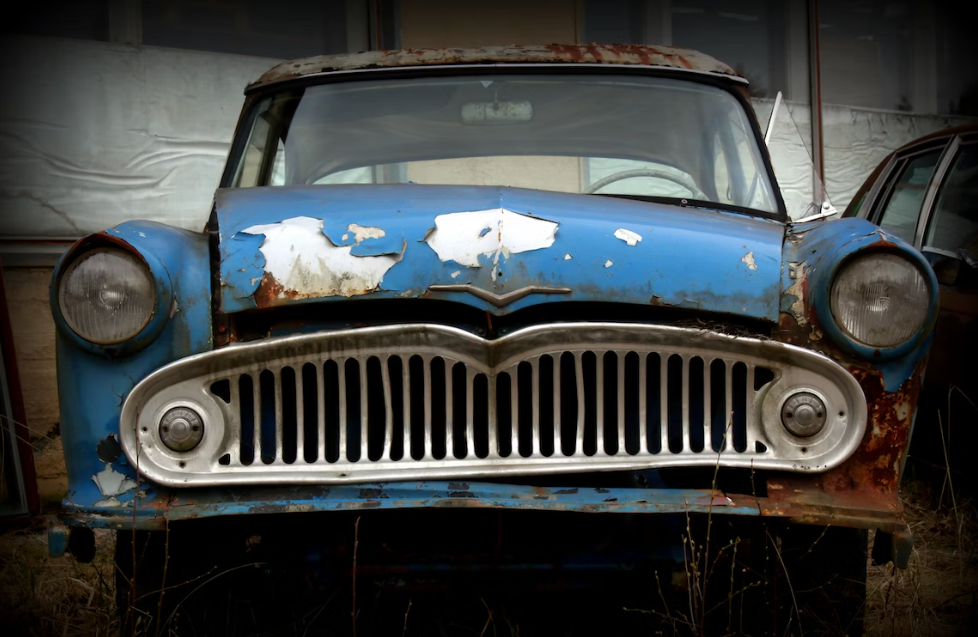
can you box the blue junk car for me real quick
[50,45,938,633]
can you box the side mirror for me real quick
[922,247,966,285]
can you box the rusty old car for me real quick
[49,45,938,634]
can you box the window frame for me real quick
[858,136,957,246]
[919,135,978,259]
[866,142,949,244]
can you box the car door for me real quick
[915,133,978,396]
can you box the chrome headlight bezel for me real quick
[818,247,939,359]
[52,238,173,355]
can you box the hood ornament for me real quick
[428,284,571,308]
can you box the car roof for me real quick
[893,123,978,153]
[249,43,744,91]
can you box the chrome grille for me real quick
[121,323,867,486]
[220,353,764,466]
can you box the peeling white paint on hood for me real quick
[613,228,642,246]
[93,463,137,497]
[785,261,809,326]
[241,216,403,298]
[741,251,757,270]
[425,208,558,268]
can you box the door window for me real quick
[924,143,978,261]
[875,149,943,243]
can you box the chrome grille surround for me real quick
[120,323,867,487]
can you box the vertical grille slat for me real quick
[510,369,520,458]
[702,358,712,455]
[486,369,498,458]
[422,356,433,460]
[465,368,476,459]
[337,360,348,461]
[225,378,241,465]
[659,355,669,454]
[552,355,563,457]
[401,357,411,461]
[573,353,585,456]
[290,366,303,464]
[616,353,626,455]
[530,358,541,458]
[595,352,605,456]
[680,356,690,453]
[637,353,648,454]
[358,359,369,462]
[724,359,733,452]
[380,357,393,461]
[272,369,283,464]
[443,359,455,459]
[745,364,756,453]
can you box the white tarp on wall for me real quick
[753,97,974,218]
[0,36,278,237]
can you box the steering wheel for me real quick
[585,168,708,200]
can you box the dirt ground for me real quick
[1,479,975,637]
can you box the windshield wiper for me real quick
[587,193,713,208]
[587,193,777,219]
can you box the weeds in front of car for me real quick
[0,522,117,636]
[865,387,978,637]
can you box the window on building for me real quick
[819,0,913,111]
[2,1,110,41]
[936,0,978,117]
[142,0,353,60]
[582,0,809,102]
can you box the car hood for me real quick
[217,185,785,321]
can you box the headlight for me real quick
[829,252,929,348]
[59,248,156,344]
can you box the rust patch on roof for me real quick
[250,44,743,90]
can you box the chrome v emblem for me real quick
[427,284,572,308]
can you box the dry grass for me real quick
[865,480,978,637]
[0,520,116,637]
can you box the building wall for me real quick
[4,268,63,500]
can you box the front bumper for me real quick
[62,475,905,534]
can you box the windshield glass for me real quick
[231,73,779,215]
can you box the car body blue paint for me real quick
[782,218,938,391]
[51,221,212,515]
[217,185,785,320]
[60,480,758,530]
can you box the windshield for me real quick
[231,73,779,215]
